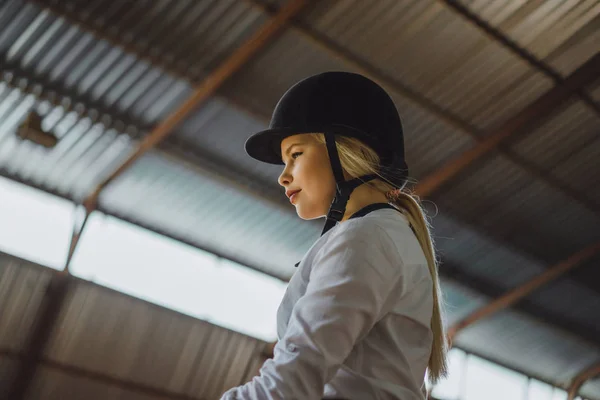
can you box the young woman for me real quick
[220,72,448,400]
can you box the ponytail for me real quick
[310,133,449,384]
[386,190,448,383]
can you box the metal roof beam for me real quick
[246,1,600,210]
[568,361,600,400]
[447,240,600,342]
[414,51,600,197]
[28,0,600,216]
[81,0,309,211]
[5,1,309,398]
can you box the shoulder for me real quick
[328,211,411,251]
[316,218,403,276]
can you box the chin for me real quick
[295,205,328,221]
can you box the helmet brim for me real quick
[245,123,383,166]
[244,127,304,165]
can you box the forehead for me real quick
[281,134,309,149]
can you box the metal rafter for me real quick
[5,1,310,398]
[6,208,89,399]
[568,362,600,400]
[414,51,600,197]
[18,1,600,293]
[5,2,598,395]
[246,0,600,212]
[81,0,309,210]
[0,63,291,213]
[15,1,600,303]
[5,0,599,342]
[447,240,600,342]
[28,0,600,216]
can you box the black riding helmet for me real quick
[245,71,408,236]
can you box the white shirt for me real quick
[221,204,433,400]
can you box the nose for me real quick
[278,165,292,187]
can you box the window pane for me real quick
[528,379,554,400]
[432,348,466,399]
[70,213,287,341]
[0,176,73,269]
[464,355,527,400]
[551,388,568,400]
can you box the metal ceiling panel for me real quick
[433,152,600,266]
[455,308,600,397]
[218,26,475,182]
[434,275,600,399]
[526,259,600,337]
[510,99,600,176]
[551,136,600,205]
[439,279,487,326]
[30,0,269,81]
[0,356,17,394]
[457,0,600,76]
[173,96,281,186]
[0,85,136,202]
[40,272,265,400]
[0,252,52,353]
[100,150,320,280]
[0,0,193,127]
[433,213,547,288]
[300,0,554,132]
[3,243,600,399]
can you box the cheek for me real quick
[310,164,335,201]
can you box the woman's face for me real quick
[278,134,336,220]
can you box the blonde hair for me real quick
[309,133,449,384]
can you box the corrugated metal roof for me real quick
[434,151,600,265]
[174,96,279,185]
[1,254,267,400]
[0,356,16,392]
[219,26,476,181]
[300,0,555,132]
[527,258,600,335]
[0,0,599,397]
[455,307,600,392]
[0,0,193,127]
[100,150,320,280]
[591,78,600,101]
[439,279,487,326]
[511,100,599,173]
[5,251,599,399]
[433,212,600,345]
[27,0,268,82]
[433,213,547,288]
[0,86,136,202]
[0,252,54,353]
[457,0,600,76]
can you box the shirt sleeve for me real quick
[220,224,405,400]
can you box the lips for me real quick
[287,189,301,204]
[286,189,301,199]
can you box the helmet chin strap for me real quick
[321,132,377,236]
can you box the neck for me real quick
[340,184,389,222]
